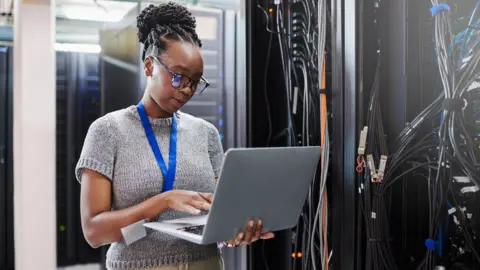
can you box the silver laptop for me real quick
[144,146,320,245]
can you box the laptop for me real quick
[144,146,320,245]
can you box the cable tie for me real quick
[319,88,328,95]
[425,239,436,251]
[369,238,381,242]
[430,4,450,17]
[356,156,365,173]
[443,98,467,111]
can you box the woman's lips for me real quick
[171,98,186,107]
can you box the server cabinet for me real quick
[99,5,141,117]
[0,46,14,270]
[180,7,226,144]
[0,46,8,270]
[0,48,102,269]
[56,51,77,266]
[56,51,102,267]
[74,53,102,264]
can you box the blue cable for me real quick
[430,4,451,16]
[468,1,480,26]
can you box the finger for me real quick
[197,192,213,202]
[189,200,211,211]
[242,220,255,244]
[252,220,263,242]
[234,232,244,245]
[176,204,201,215]
[260,232,275,239]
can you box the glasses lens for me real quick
[172,75,183,88]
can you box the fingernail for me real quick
[238,232,244,238]
[249,220,254,227]
[258,220,262,226]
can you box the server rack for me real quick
[0,45,9,270]
[0,45,14,270]
[244,0,294,269]
[244,0,362,269]
[75,53,102,265]
[56,51,102,267]
[56,50,77,266]
[376,0,480,268]
[329,0,362,268]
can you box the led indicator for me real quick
[292,252,302,258]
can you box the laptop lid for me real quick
[201,146,321,244]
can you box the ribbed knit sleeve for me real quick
[75,114,120,182]
[206,124,224,178]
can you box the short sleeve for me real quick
[207,124,224,178]
[75,115,119,183]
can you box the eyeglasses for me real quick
[152,56,210,95]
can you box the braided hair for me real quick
[137,2,202,60]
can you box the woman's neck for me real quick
[141,96,172,118]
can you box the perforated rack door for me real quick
[75,52,102,265]
[0,46,9,270]
[56,50,76,266]
[56,51,102,267]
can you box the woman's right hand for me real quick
[163,190,213,215]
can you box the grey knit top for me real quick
[75,105,224,270]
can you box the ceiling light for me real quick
[55,43,101,54]
[61,5,131,22]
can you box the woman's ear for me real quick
[144,57,153,77]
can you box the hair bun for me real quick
[137,2,197,44]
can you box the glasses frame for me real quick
[151,56,210,95]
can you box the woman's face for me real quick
[144,40,204,114]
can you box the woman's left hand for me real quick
[225,219,275,247]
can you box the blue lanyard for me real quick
[137,102,178,193]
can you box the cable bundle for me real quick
[257,1,330,268]
[257,0,331,269]
[358,0,480,269]
[289,0,331,269]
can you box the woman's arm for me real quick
[80,169,170,248]
[80,169,213,248]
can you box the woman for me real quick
[76,2,274,270]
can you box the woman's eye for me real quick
[172,75,183,88]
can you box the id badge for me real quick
[121,219,148,245]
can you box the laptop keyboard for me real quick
[177,225,204,235]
